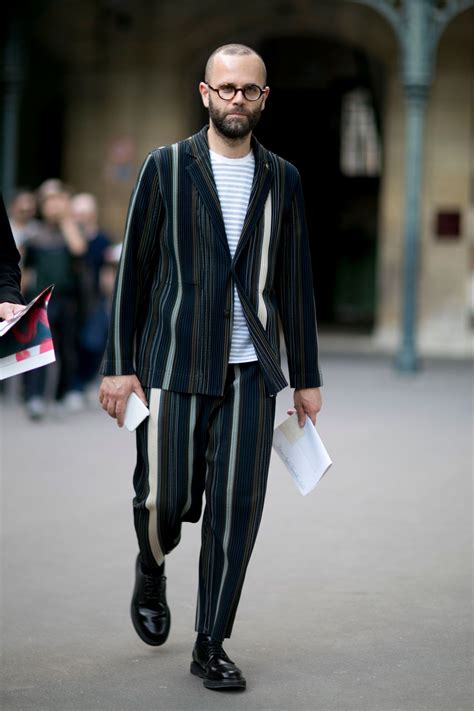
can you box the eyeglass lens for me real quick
[216,84,263,101]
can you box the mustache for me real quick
[225,109,250,117]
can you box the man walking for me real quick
[99,43,322,691]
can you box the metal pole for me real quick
[395,84,428,370]
[394,0,433,371]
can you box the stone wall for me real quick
[42,0,473,356]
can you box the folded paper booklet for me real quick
[272,413,332,496]
[0,285,55,380]
[124,392,150,432]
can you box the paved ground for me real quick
[1,354,472,711]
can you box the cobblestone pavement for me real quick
[1,355,472,711]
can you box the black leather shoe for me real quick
[130,555,170,646]
[190,635,246,690]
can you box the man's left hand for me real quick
[287,387,322,427]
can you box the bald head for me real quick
[204,44,267,86]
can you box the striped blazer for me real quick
[101,126,322,397]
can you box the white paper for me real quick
[124,392,150,431]
[272,414,332,496]
[0,347,55,380]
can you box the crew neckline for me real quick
[209,149,254,164]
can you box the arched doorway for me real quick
[255,34,384,332]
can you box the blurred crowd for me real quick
[6,181,121,420]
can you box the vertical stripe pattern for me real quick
[144,389,164,565]
[101,126,322,396]
[213,365,241,619]
[132,362,276,640]
[256,192,272,329]
[113,154,155,366]
[161,143,182,389]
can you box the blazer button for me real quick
[223,309,231,318]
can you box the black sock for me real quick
[197,632,222,644]
[139,555,164,577]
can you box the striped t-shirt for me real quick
[210,149,258,363]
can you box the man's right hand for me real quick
[99,375,147,428]
[0,302,26,321]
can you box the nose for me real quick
[231,89,246,103]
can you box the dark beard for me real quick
[208,100,262,139]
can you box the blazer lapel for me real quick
[184,128,274,261]
[185,128,229,255]
[233,137,273,263]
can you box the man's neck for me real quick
[207,124,252,159]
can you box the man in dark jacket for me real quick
[99,44,323,691]
[0,193,25,320]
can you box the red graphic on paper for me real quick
[0,287,54,361]
[16,349,31,362]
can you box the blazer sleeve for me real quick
[100,153,163,376]
[275,168,323,389]
[0,194,25,306]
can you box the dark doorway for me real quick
[255,35,384,331]
[2,4,69,199]
[6,26,67,192]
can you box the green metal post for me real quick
[395,85,428,370]
[395,0,433,370]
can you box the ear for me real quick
[199,82,210,108]
[261,86,270,111]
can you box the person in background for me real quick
[71,193,111,292]
[7,189,39,251]
[70,193,112,400]
[99,243,122,309]
[22,180,87,419]
[0,193,25,320]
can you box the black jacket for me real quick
[0,193,24,305]
[101,127,322,396]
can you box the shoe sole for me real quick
[190,661,246,690]
[130,604,171,646]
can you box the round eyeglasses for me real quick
[206,83,266,102]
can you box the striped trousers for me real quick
[133,362,276,641]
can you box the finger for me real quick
[107,400,117,418]
[115,402,125,428]
[98,384,109,405]
[296,405,305,428]
[101,394,112,411]
[133,383,148,407]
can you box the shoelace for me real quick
[143,574,166,600]
[203,639,230,662]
